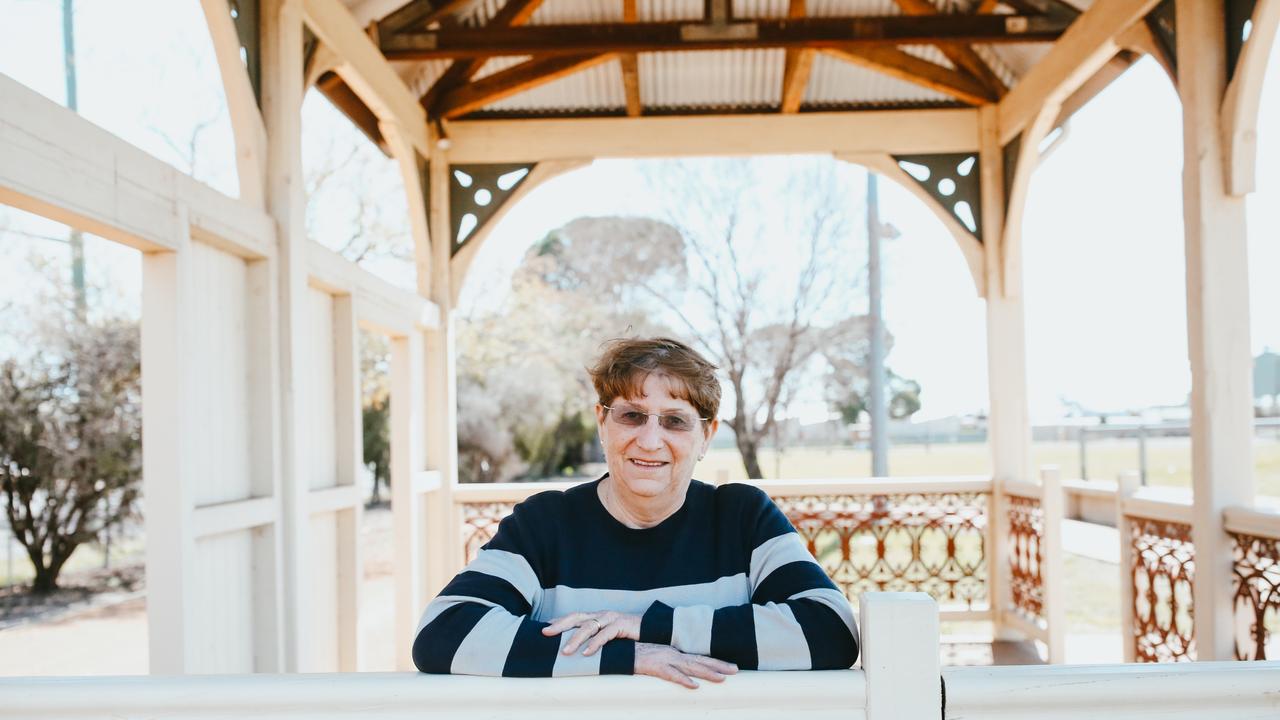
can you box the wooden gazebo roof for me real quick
[315,0,1168,147]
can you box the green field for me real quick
[695,437,1280,498]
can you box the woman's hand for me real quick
[634,642,738,689]
[542,611,642,655]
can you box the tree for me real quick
[0,318,142,594]
[455,225,675,482]
[361,332,391,504]
[625,158,871,478]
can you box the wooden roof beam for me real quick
[891,0,1007,98]
[380,0,476,34]
[381,14,1070,60]
[421,0,547,114]
[780,0,814,113]
[443,108,979,162]
[436,54,617,118]
[824,46,998,106]
[621,0,642,117]
[997,0,1161,144]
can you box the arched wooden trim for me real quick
[382,121,433,297]
[1222,0,1280,197]
[837,152,985,298]
[199,0,269,209]
[1001,103,1059,300]
[449,159,591,306]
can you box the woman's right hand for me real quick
[633,642,738,689]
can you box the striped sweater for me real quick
[412,477,859,677]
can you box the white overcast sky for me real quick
[1,1,1278,423]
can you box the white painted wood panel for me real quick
[190,241,253,506]
[303,512,341,673]
[303,287,338,490]
[191,530,256,674]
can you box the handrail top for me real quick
[451,475,994,503]
[1224,503,1280,538]
[2,669,866,715]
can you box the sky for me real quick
[1,0,1278,424]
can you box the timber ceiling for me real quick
[323,0,1128,134]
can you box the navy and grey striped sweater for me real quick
[412,477,860,677]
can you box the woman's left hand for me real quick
[542,611,642,656]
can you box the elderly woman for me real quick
[412,337,859,687]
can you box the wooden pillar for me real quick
[1177,0,1256,662]
[261,0,310,672]
[425,127,462,583]
[140,209,200,674]
[979,105,1032,638]
[332,294,363,672]
[391,329,429,671]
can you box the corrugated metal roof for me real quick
[481,60,627,112]
[805,51,953,106]
[361,0,1062,117]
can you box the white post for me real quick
[140,210,199,674]
[426,127,461,581]
[391,330,428,671]
[1177,0,1256,662]
[262,0,310,671]
[1040,465,1065,664]
[860,592,940,720]
[979,105,1031,639]
[333,294,363,671]
[1115,470,1141,663]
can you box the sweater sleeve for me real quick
[637,486,859,671]
[411,494,636,677]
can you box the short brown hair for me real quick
[588,337,721,422]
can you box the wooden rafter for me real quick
[824,46,998,106]
[891,0,1007,98]
[780,0,814,113]
[620,0,642,117]
[436,54,616,118]
[420,0,546,115]
[380,0,475,34]
[381,15,1070,60]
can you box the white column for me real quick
[262,0,310,672]
[333,294,363,671]
[979,105,1032,638]
[140,209,199,674]
[1115,470,1141,663]
[426,132,461,582]
[391,329,429,671]
[1177,0,1256,662]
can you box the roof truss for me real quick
[366,0,1084,121]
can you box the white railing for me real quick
[6,593,1279,720]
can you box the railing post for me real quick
[1040,465,1065,663]
[861,592,940,720]
[1115,470,1140,663]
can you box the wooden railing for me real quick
[7,593,1280,720]
[1225,505,1280,660]
[1116,474,1196,663]
[998,467,1065,662]
[453,477,994,619]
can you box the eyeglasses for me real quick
[602,404,708,433]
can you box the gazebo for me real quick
[2,0,1279,715]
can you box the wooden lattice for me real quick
[1007,495,1045,623]
[1231,531,1280,661]
[1129,517,1196,662]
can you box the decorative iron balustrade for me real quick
[457,484,991,612]
[1231,530,1280,661]
[1128,517,1196,663]
[1007,494,1046,623]
[771,491,988,610]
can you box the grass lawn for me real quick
[695,437,1280,499]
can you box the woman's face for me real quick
[595,372,718,503]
